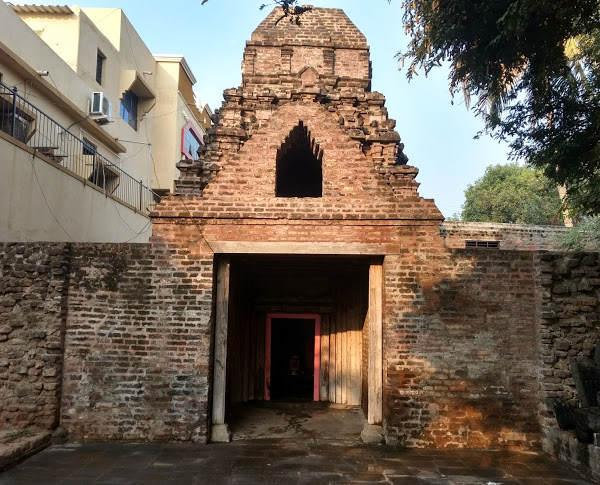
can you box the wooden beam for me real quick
[212,257,230,426]
[335,300,342,404]
[320,314,329,401]
[242,312,250,402]
[368,263,383,425]
[264,316,272,401]
[257,312,265,400]
[341,289,348,405]
[349,280,361,406]
[329,316,336,403]
[313,317,321,402]
[248,313,257,402]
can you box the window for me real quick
[181,121,203,160]
[83,138,97,155]
[120,90,138,130]
[96,50,105,85]
[276,122,322,197]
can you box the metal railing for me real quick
[0,80,160,213]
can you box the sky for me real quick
[12,0,516,217]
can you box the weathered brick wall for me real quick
[163,101,440,222]
[442,222,568,251]
[248,7,369,83]
[537,252,600,478]
[383,249,540,449]
[176,7,412,198]
[334,49,370,79]
[157,6,547,450]
[0,243,69,431]
[60,232,215,443]
[289,47,328,75]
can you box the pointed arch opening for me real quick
[276,121,323,197]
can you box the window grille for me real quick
[465,240,500,249]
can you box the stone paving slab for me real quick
[0,439,595,485]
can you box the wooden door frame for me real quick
[264,313,321,402]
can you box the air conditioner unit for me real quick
[90,92,112,122]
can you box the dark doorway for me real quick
[268,317,315,401]
[226,256,370,407]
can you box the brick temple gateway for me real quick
[145,7,532,445]
[157,7,447,443]
[4,7,600,477]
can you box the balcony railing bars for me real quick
[0,80,160,212]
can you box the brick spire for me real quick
[167,7,441,224]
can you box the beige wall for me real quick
[0,3,123,161]
[153,61,180,192]
[153,58,207,191]
[12,5,157,189]
[78,8,157,187]
[0,133,151,243]
[198,105,212,132]
[16,13,81,72]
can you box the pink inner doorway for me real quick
[265,313,321,401]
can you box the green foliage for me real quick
[259,1,312,24]
[399,0,600,216]
[560,217,600,251]
[203,0,312,22]
[460,164,563,225]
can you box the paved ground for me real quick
[228,402,366,441]
[0,438,594,485]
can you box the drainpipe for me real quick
[147,143,152,210]
[11,86,17,138]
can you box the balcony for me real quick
[0,80,160,213]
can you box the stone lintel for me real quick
[207,241,400,255]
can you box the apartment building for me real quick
[0,3,210,241]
